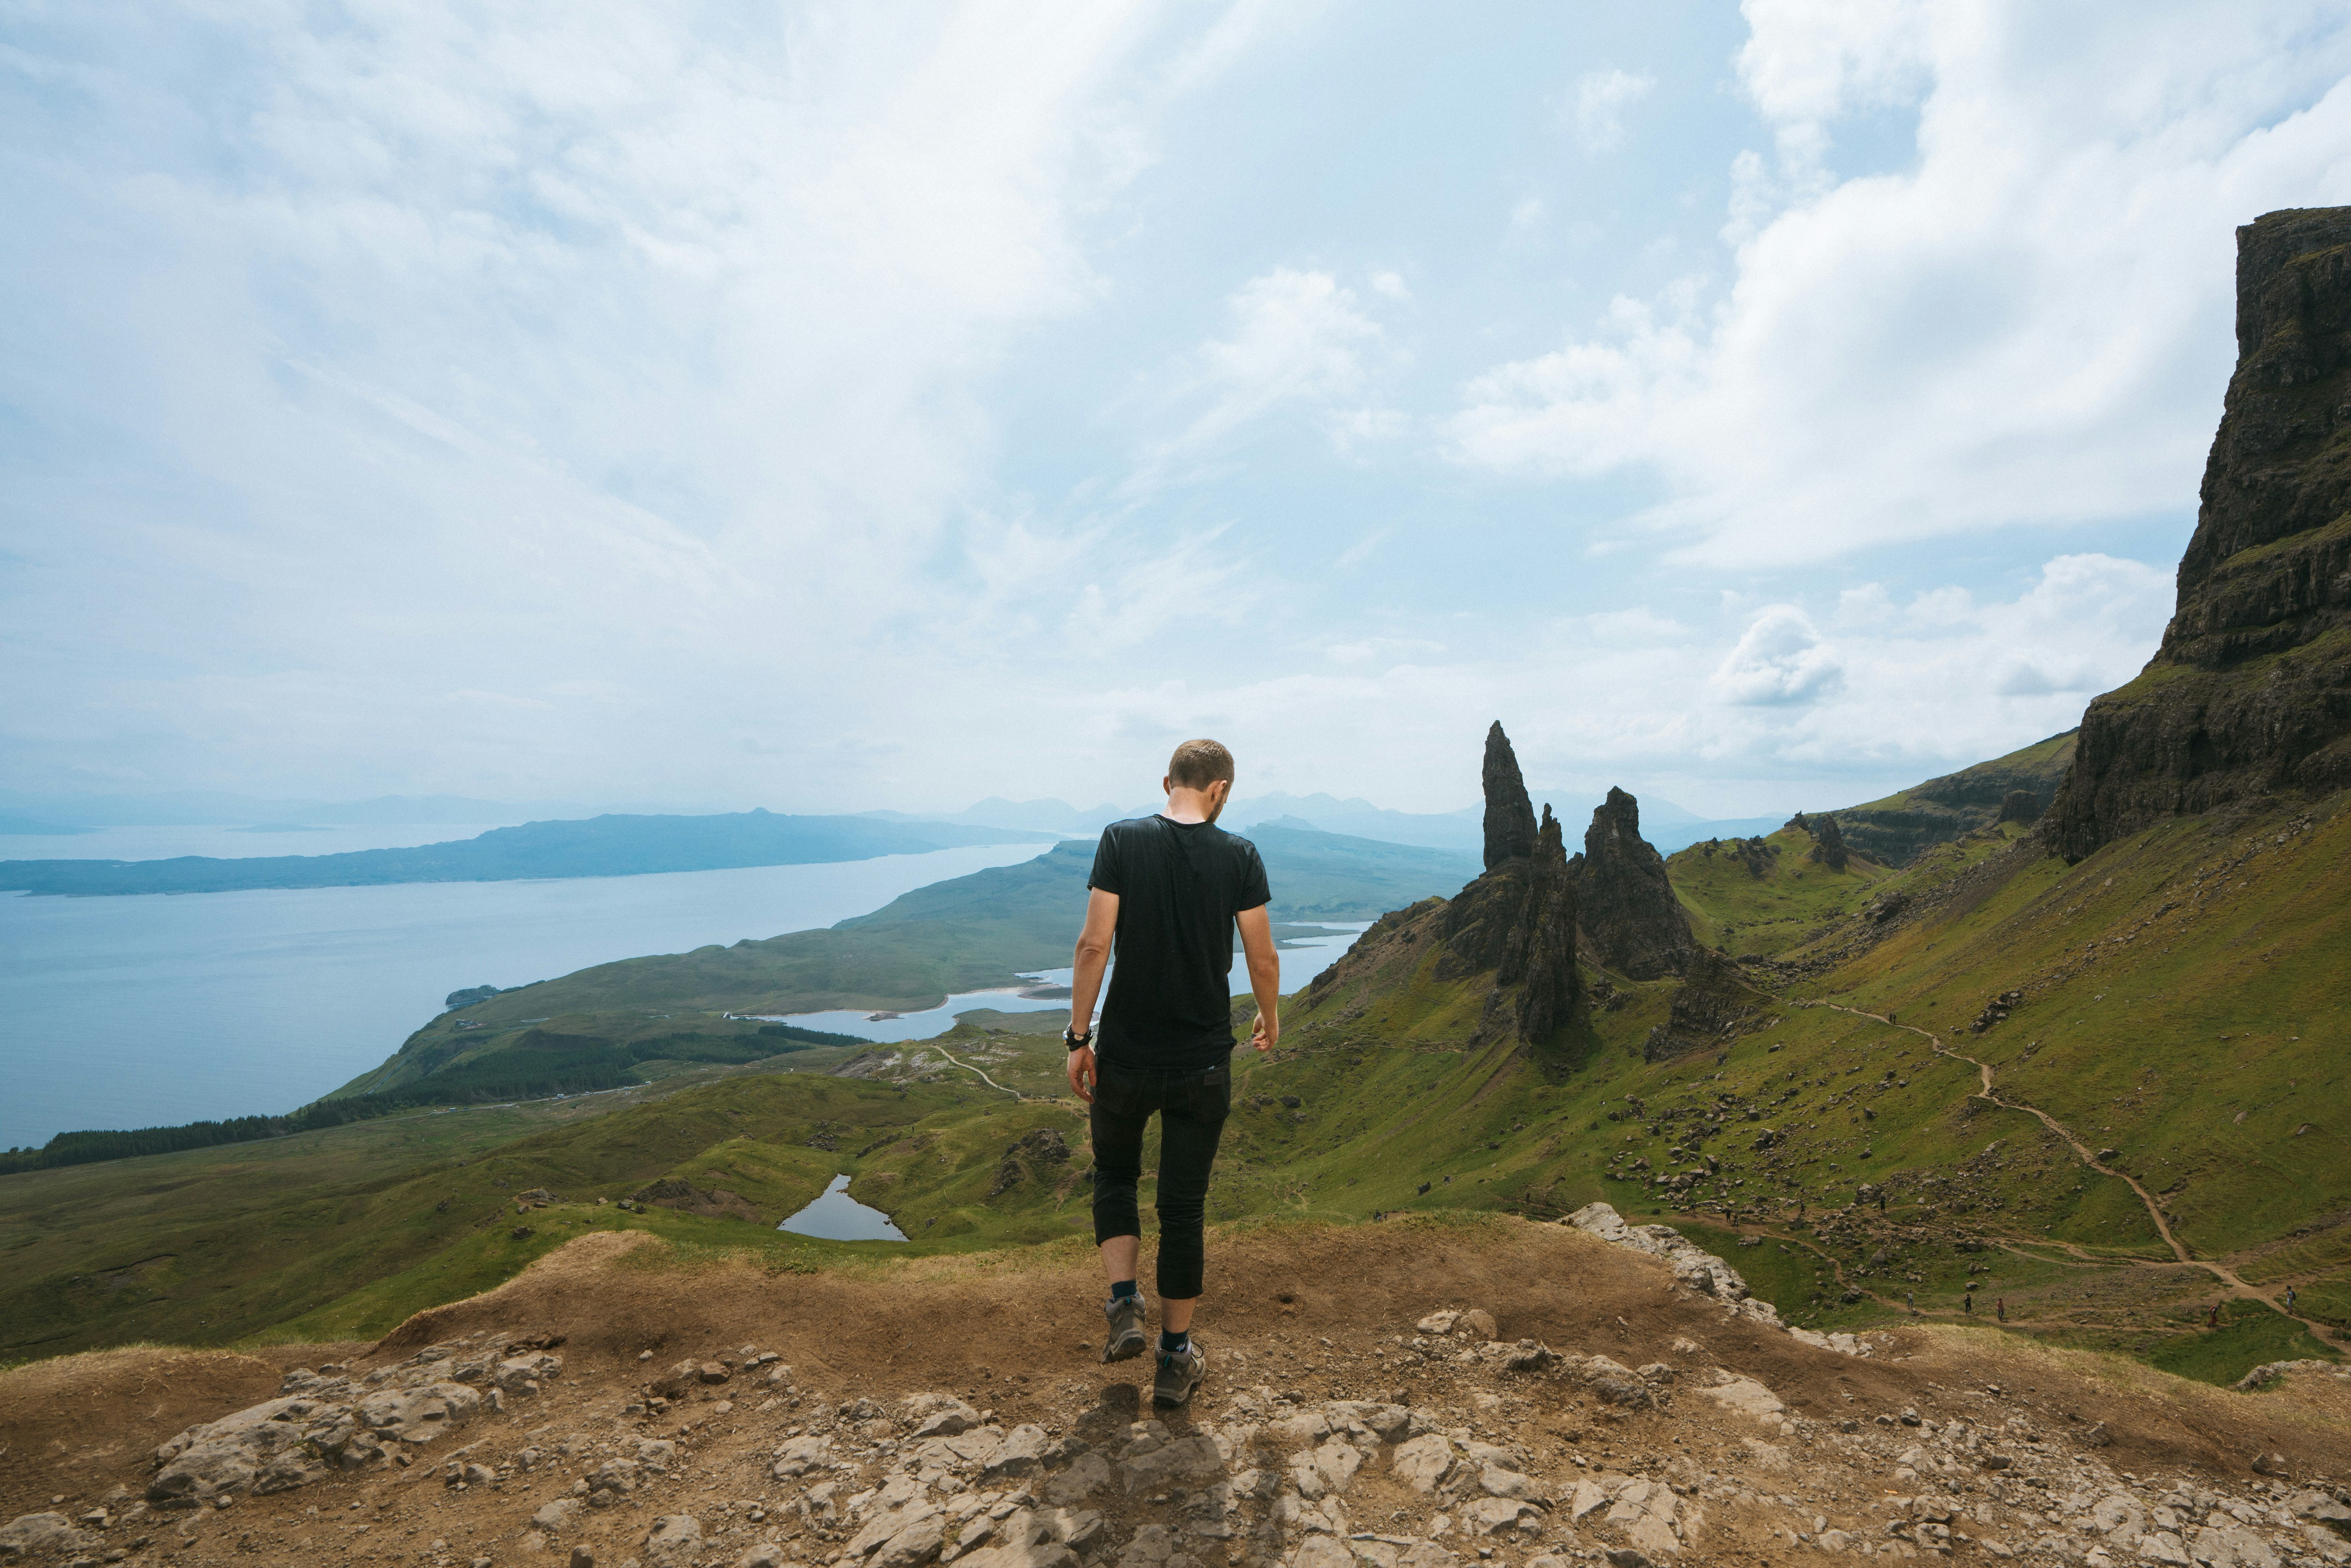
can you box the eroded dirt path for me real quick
[1798,1000,2346,1353]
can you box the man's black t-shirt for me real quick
[1088,815,1271,1073]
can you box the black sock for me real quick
[1111,1280,1138,1300]
[1159,1329,1189,1354]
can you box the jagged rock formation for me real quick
[1480,720,1537,868]
[1291,725,1578,1052]
[1573,788,1696,980]
[1804,813,1849,871]
[1640,948,1768,1062]
[2048,207,2351,862]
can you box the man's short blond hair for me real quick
[1167,738,1236,790]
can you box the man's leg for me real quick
[1089,1061,1153,1363]
[1152,1071,1231,1334]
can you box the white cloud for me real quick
[1136,268,1397,477]
[1567,67,1657,154]
[1454,1,2351,566]
[1713,605,1845,705]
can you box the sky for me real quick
[4,1,2350,819]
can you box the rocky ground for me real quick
[3,1217,2347,1568]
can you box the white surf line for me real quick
[1799,998,2346,1352]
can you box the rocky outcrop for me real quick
[987,1128,1071,1198]
[2048,208,2351,861]
[1639,949,1768,1062]
[1431,803,1579,1046]
[144,1332,560,1506]
[1829,732,2075,866]
[1480,721,1537,868]
[1292,725,1578,1053]
[631,1176,764,1222]
[1574,788,1695,980]
[1803,813,1848,871]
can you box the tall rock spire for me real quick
[1286,725,1580,1057]
[1575,786,1696,980]
[1482,721,1538,869]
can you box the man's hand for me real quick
[1236,904,1280,1055]
[1067,1044,1097,1103]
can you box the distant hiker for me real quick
[1964,1291,1974,1315]
[1906,1290,1917,1316]
[1066,738,1280,1410]
[2286,1285,2297,1311]
[1996,1297,2006,1323]
[2207,1303,2220,1329]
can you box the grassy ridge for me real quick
[1666,826,1893,956]
[7,779,2346,1393]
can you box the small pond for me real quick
[778,1174,907,1241]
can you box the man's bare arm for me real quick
[1236,904,1280,1053]
[1067,888,1119,1102]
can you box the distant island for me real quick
[0,810,1058,896]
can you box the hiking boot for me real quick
[1152,1340,1205,1408]
[1101,1294,1147,1363]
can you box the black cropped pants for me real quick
[1089,1056,1231,1300]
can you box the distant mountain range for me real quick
[0,789,594,831]
[0,812,1056,896]
[870,790,1790,855]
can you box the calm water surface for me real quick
[778,1174,908,1241]
[770,923,1370,1041]
[0,843,1052,1149]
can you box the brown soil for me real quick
[4,1219,2345,1566]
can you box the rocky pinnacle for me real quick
[1481,722,1538,869]
[1575,787,1696,981]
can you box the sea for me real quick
[0,828,1367,1150]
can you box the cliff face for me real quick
[1288,724,1578,1053]
[2048,207,2351,861]
[1829,732,2075,866]
[1573,787,1696,980]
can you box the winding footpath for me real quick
[923,1042,1022,1097]
[1797,999,2346,1353]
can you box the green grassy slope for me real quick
[9,776,2345,1393]
[1666,826,1893,956]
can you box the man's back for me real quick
[1089,814,1269,1071]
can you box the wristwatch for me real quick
[1064,1027,1093,1053]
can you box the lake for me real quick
[0,842,1055,1150]
[778,1174,908,1241]
[765,923,1371,1042]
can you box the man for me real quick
[1066,739,1281,1409]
